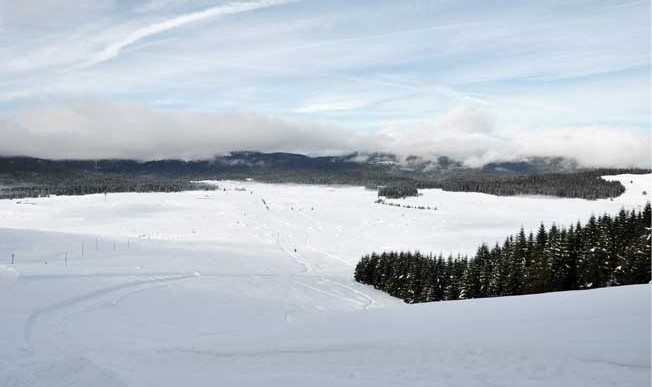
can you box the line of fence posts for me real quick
[9,234,147,267]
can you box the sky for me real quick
[0,0,650,166]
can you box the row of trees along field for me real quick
[0,179,216,200]
[355,203,651,304]
[432,171,634,200]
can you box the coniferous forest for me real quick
[1,155,648,200]
[433,170,630,200]
[0,179,216,200]
[355,203,651,304]
[378,185,419,199]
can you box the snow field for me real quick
[0,173,649,386]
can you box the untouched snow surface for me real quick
[0,174,650,386]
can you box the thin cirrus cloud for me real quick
[75,0,303,69]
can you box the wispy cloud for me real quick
[76,0,301,69]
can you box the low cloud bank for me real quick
[1,102,649,168]
[376,107,651,168]
[0,101,371,160]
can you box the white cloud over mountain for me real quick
[2,101,649,168]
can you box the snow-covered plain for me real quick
[0,174,649,386]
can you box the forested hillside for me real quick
[0,153,648,200]
[355,203,651,303]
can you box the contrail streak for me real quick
[76,0,301,69]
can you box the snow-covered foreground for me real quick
[0,174,650,386]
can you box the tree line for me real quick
[0,179,215,200]
[374,198,436,210]
[1,156,647,200]
[431,171,636,200]
[354,203,651,303]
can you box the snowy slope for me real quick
[0,174,649,386]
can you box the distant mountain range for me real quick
[0,151,582,180]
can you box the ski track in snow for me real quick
[266,193,380,311]
[320,277,376,310]
[23,273,199,351]
[276,232,315,274]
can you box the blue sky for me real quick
[0,0,650,165]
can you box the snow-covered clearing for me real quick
[0,174,649,386]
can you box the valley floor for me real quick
[0,174,650,386]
